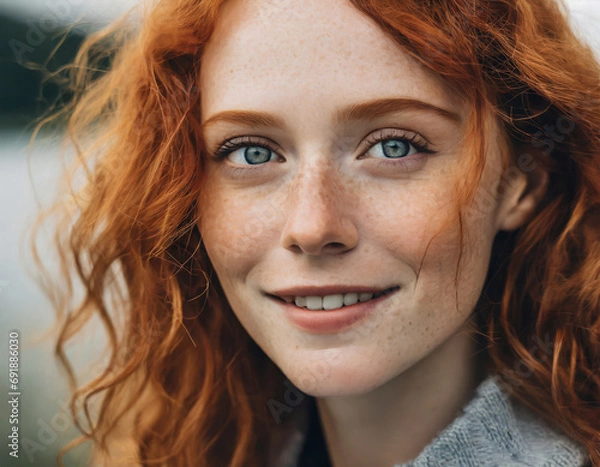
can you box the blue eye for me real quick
[237,146,274,164]
[212,137,279,165]
[211,131,433,167]
[363,131,432,160]
[370,139,417,159]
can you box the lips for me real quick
[276,286,400,333]
[269,285,400,311]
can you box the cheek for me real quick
[415,209,495,315]
[374,180,494,309]
[367,181,462,272]
[198,187,281,277]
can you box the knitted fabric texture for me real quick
[273,374,590,467]
[393,375,589,466]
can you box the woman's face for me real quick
[198,0,512,396]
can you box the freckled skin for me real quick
[197,0,545,464]
[197,0,506,394]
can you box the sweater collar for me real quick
[273,374,589,466]
[393,374,588,466]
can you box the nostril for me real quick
[280,207,359,255]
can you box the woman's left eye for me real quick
[367,139,418,159]
[362,131,432,160]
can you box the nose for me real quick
[280,163,359,256]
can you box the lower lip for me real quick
[276,289,399,334]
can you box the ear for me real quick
[495,156,549,232]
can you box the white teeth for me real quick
[292,291,380,311]
[359,293,373,302]
[306,296,323,310]
[343,293,358,306]
[322,294,344,310]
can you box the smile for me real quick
[272,286,400,311]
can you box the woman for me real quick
[32,0,600,465]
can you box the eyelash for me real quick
[363,130,433,155]
[211,130,434,169]
[212,135,281,161]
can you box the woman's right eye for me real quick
[228,145,278,165]
[212,137,281,165]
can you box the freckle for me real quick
[408,321,412,326]
[425,327,429,332]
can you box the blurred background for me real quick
[0,0,599,466]
[0,2,138,466]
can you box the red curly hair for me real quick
[30,0,600,465]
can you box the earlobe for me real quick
[496,164,549,232]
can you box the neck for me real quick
[315,319,486,467]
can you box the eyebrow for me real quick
[201,97,462,131]
[336,97,462,125]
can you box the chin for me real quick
[287,363,392,398]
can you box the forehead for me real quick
[200,0,464,123]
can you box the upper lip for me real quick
[268,285,398,299]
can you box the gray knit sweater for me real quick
[272,374,590,467]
